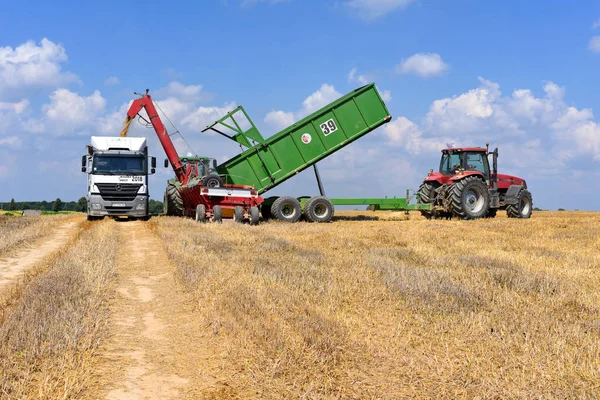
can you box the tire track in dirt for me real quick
[95,221,232,399]
[0,219,82,290]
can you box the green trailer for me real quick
[202,84,430,222]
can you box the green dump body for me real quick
[209,84,390,194]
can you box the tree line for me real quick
[0,198,165,214]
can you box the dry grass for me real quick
[0,220,118,399]
[153,211,600,398]
[0,214,72,258]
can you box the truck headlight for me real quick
[92,204,101,210]
[136,204,146,210]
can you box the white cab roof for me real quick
[91,136,147,152]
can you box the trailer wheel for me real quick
[165,180,184,216]
[449,176,490,219]
[271,196,302,223]
[213,205,223,223]
[195,204,206,223]
[304,196,334,223]
[202,174,223,188]
[506,190,533,219]
[233,206,244,223]
[250,207,260,225]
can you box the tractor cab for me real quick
[439,148,492,185]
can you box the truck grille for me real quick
[96,183,142,201]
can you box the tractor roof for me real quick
[442,147,487,152]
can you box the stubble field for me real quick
[0,210,599,398]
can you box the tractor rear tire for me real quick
[165,181,184,216]
[233,206,244,223]
[506,190,533,219]
[250,206,260,225]
[271,196,302,223]
[303,196,334,223]
[213,205,223,223]
[417,182,437,219]
[449,176,490,219]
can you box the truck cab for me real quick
[82,136,156,220]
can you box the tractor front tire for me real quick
[506,190,533,219]
[165,181,184,216]
[303,196,334,223]
[271,196,302,223]
[417,182,438,219]
[449,176,490,219]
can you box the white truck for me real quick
[81,136,156,220]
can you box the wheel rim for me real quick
[520,196,531,216]
[281,203,296,218]
[465,189,484,213]
[314,203,330,218]
[207,179,219,188]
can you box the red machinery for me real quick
[121,90,263,224]
[417,144,533,219]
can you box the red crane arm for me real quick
[121,93,186,183]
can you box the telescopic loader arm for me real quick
[120,90,186,183]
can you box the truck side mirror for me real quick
[81,155,87,172]
[151,157,156,168]
[164,159,169,168]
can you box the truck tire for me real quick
[271,196,302,223]
[165,181,184,216]
[195,204,206,223]
[304,196,334,223]
[213,205,223,223]
[202,174,223,188]
[449,176,490,219]
[506,190,533,219]
[417,182,437,219]
[250,206,260,225]
[233,206,244,223]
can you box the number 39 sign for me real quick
[319,119,338,136]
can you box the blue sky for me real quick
[1,0,600,210]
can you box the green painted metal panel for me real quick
[214,84,390,194]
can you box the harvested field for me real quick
[0,214,73,258]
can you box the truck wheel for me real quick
[233,206,244,223]
[202,174,223,188]
[213,205,223,223]
[195,204,206,222]
[165,181,184,216]
[417,182,438,219]
[449,176,490,219]
[271,196,302,223]
[506,190,533,219]
[304,196,334,223]
[250,207,260,225]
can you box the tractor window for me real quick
[440,152,463,175]
[465,152,490,178]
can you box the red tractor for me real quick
[417,144,533,219]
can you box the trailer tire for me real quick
[449,176,490,220]
[250,206,260,225]
[195,204,206,222]
[202,174,223,188]
[271,196,302,223]
[506,190,533,219]
[165,181,184,216]
[212,205,223,223]
[304,196,334,223]
[417,182,438,219]
[233,206,244,223]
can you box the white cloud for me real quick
[264,110,295,130]
[241,0,287,6]
[154,81,212,103]
[344,0,415,21]
[0,38,78,96]
[104,76,120,86]
[0,99,29,114]
[589,36,600,53]
[181,102,237,130]
[380,89,392,103]
[593,18,600,29]
[43,89,106,131]
[0,136,22,149]
[348,68,370,86]
[383,116,446,155]
[396,53,449,78]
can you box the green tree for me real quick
[21,202,30,210]
[77,197,87,212]
[52,198,63,212]
[8,198,15,211]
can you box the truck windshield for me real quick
[92,155,145,175]
[440,152,463,175]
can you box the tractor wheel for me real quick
[271,196,302,223]
[202,174,223,188]
[303,196,334,223]
[417,182,438,219]
[250,207,260,225]
[449,176,490,219]
[506,190,533,219]
[233,206,244,223]
[195,204,206,223]
[165,181,184,216]
[213,205,223,223]
[486,208,497,218]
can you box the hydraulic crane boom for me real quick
[120,90,187,183]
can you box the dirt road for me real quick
[94,221,232,399]
[0,220,81,290]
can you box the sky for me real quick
[1,0,600,210]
